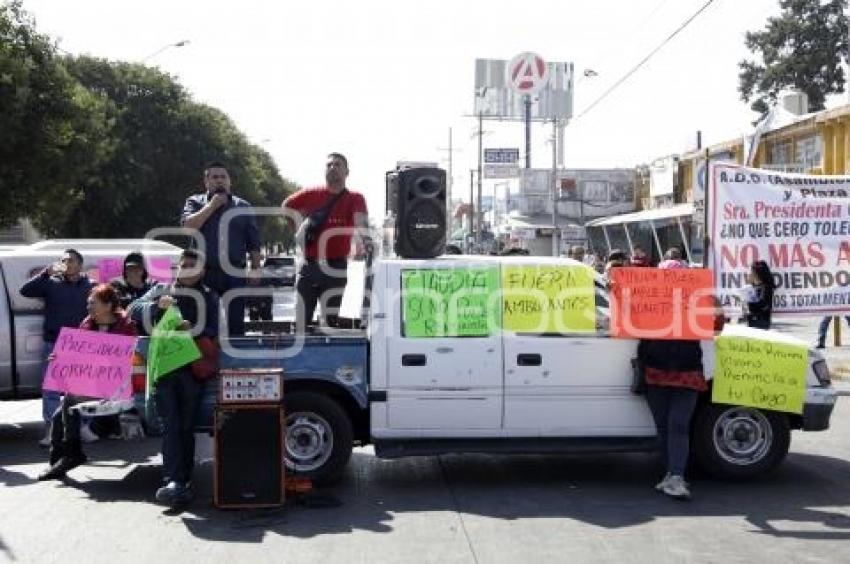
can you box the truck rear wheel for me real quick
[284,391,353,484]
[692,403,790,479]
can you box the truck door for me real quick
[383,260,503,432]
[501,260,655,436]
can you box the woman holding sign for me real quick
[637,261,708,500]
[38,284,137,481]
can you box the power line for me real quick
[576,0,717,120]
[576,0,671,85]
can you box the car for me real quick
[262,255,296,286]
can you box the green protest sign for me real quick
[402,268,500,338]
[711,334,807,414]
[146,307,201,393]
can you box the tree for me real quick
[59,56,298,245]
[0,1,110,232]
[739,0,848,118]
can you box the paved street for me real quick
[0,316,848,564]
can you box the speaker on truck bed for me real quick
[214,404,284,508]
[386,167,447,258]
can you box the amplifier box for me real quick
[214,404,284,509]
[219,368,283,404]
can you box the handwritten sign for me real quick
[610,267,715,340]
[97,258,124,283]
[43,328,136,400]
[502,265,595,333]
[146,307,200,387]
[711,332,807,414]
[402,268,499,337]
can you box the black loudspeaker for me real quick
[386,167,447,258]
[214,405,284,508]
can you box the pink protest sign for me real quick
[42,328,137,400]
[97,258,124,283]
[147,257,173,283]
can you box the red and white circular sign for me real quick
[506,52,549,95]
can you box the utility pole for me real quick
[477,111,484,247]
[551,119,559,257]
[468,170,476,253]
[437,127,455,242]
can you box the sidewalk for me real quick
[769,316,850,396]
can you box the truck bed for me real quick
[135,332,369,432]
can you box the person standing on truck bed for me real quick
[109,251,154,310]
[281,152,370,330]
[37,284,137,481]
[180,161,261,336]
[20,248,94,446]
[128,249,219,507]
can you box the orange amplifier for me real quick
[219,368,283,404]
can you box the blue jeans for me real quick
[42,341,61,426]
[646,385,699,476]
[817,316,850,346]
[155,367,201,484]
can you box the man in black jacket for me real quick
[20,249,93,444]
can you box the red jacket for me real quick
[79,310,138,336]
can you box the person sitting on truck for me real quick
[37,283,137,481]
[637,259,708,501]
[20,248,94,446]
[128,248,219,506]
[110,251,154,310]
[281,152,370,330]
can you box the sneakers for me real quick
[155,481,194,506]
[654,472,672,491]
[79,423,100,444]
[660,474,691,500]
[37,454,87,481]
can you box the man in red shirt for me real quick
[282,153,369,329]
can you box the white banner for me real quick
[650,156,676,198]
[710,163,850,315]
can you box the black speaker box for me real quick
[386,167,447,258]
[214,405,284,508]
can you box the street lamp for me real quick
[141,40,190,63]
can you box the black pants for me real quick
[295,259,348,330]
[646,385,699,476]
[49,395,86,462]
[204,268,245,336]
[155,368,201,484]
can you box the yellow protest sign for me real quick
[711,335,807,414]
[502,265,595,334]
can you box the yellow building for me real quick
[676,98,850,206]
[591,96,850,266]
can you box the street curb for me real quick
[832,381,850,397]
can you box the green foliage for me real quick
[739,0,848,118]
[0,1,111,232]
[0,2,297,248]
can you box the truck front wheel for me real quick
[692,403,790,479]
[284,391,353,484]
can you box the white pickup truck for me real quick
[135,254,837,483]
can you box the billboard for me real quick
[474,59,574,121]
